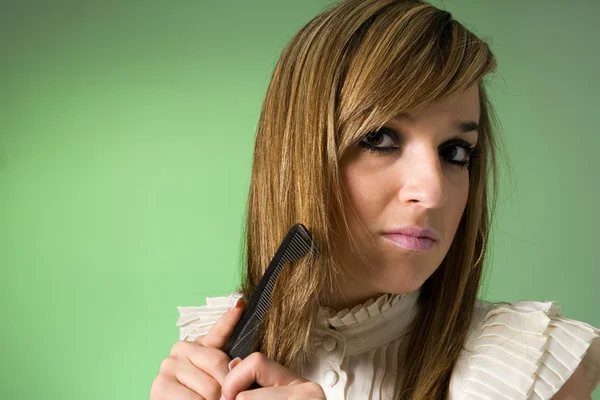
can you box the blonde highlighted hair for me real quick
[237,0,503,398]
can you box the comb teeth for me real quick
[257,233,317,311]
[230,313,261,357]
[228,227,318,358]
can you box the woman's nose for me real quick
[397,151,448,209]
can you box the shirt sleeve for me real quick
[450,300,600,399]
[176,292,243,342]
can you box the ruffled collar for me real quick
[313,288,421,354]
[317,288,421,329]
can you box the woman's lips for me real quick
[382,233,435,251]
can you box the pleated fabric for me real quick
[176,293,242,342]
[176,291,600,399]
[449,300,600,399]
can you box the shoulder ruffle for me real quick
[452,300,600,399]
[176,292,242,342]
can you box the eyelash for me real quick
[357,128,480,171]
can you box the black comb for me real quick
[223,223,319,368]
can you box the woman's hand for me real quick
[149,298,246,400]
[221,352,326,400]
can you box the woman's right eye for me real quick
[358,128,399,154]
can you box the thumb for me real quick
[196,297,246,349]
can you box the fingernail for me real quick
[230,298,245,310]
[229,298,240,309]
[219,396,226,400]
[228,357,241,371]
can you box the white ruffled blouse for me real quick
[176,290,600,399]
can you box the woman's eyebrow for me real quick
[454,120,480,136]
[394,113,480,136]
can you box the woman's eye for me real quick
[364,130,395,147]
[357,129,477,170]
[443,145,468,163]
[358,129,398,153]
[440,140,478,170]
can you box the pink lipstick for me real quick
[382,233,434,251]
[382,225,439,251]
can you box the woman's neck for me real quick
[321,275,385,312]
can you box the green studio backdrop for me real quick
[1,1,598,398]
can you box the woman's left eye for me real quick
[357,128,478,170]
[439,139,477,170]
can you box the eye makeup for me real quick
[357,127,480,170]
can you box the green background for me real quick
[1,0,598,398]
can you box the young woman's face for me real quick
[330,83,481,310]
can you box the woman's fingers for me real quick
[226,384,326,400]
[196,298,246,350]
[150,298,247,400]
[220,352,325,400]
[162,355,223,399]
[169,340,231,387]
[150,373,206,400]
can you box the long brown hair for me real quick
[237,0,504,398]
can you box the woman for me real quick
[152,0,600,399]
